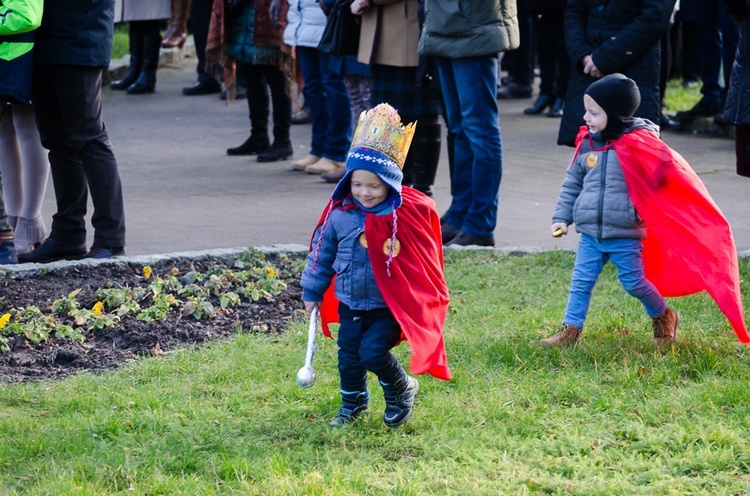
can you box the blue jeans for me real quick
[296,47,351,162]
[436,55,503,238]
[563,234,667,329]
[336,304,405,394]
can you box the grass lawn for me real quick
[1,250,748,495]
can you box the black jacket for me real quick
[723,0,750,125]
[34,0,115,67]
[557,0,675,146]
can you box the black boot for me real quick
[256,66,293,163]
[329,390,369,427]
[380,374,419,428]
[226,135,270,156]
[127,23,160,94]
[257,141,293,162]
[111,30,143,90]
[524,94,554,115]
[409,117,441,196]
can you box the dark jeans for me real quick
[296,46,351,162]
[535,10,569,98]
[32,64,126,248]
[337,304,404,394]
[0,104,8,231]
[437,55,503,238]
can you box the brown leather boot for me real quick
[540,324,582,347]
[162,0,190,48]
[652,308,679,344]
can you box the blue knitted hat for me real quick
[331,146,404,208]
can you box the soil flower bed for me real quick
[0,249,306,383]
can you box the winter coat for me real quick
[557,0,675,146]
[284,0,327,48]
[723,0,750,125]
[358,0,420,67]
[113,0,171,23]
[227,0,286,65]
[552,119,658,240]
[34,0,114,67]
[300,199,388,311]
[0,0,43,105]
[418,0,519,59]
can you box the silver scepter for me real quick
[296,306,318,388]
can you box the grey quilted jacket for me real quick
[552,119,658,240]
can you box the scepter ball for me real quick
[296,366,316,388]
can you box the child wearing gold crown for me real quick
[300,103,452,428]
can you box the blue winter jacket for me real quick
[301,199,388,310]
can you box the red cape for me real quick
[311,187,452,380]
[574,126,749,343]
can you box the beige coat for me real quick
[114,0,171,22]
[357,0,420,67]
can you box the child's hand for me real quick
[551,222,568,238]
[304,301,321,313]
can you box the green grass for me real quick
[111,23,130,62]
[1,251,749,495]
[663,78,702,114]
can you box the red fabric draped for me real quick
[574,126,749,343]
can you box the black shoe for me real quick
[675,96,721,121]
[497,84,533,100]
[445,231,495,247]
[18,238,87,264]
[126,71,156,94]
[257,142,293,162]
[547,98,565,118]
[524,94,554,115]
[227,135,271,156]
[182,80,221,96]
[660,114,680,131]
[441,222,461,244]
[85,245,125,259]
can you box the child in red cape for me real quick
[300,103,451,428]
[544,73,748,347]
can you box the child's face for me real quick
[350,169,389,209]
[583,94,608,135]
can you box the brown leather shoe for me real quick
[652,307,679,344]
[540,324,582,347]
[321,165,347,183]
[305,157,344,174]
[291,154,320,171]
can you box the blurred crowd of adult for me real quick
[1,0,749,264]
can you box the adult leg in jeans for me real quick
[296,46,326,158]
[317,50,351,162]
[436,55,502,239]
[32,65,125,249]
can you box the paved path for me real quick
[38,57,749,256]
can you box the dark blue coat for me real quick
[34,0,115,67]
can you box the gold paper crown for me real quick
[350,103,416,169]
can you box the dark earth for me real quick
[0,253,305,383]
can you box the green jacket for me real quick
[0,0,43,61]
[418,0,519,59]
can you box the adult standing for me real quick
[419,0,520,246]
[351,0,442,196]
[557,0,676,147]
[162,0,191,48]
[183,0,221,95]
[20,0,127,263]
[111,0,171,94]
[0,0,44,264]
[276,0,352,176]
